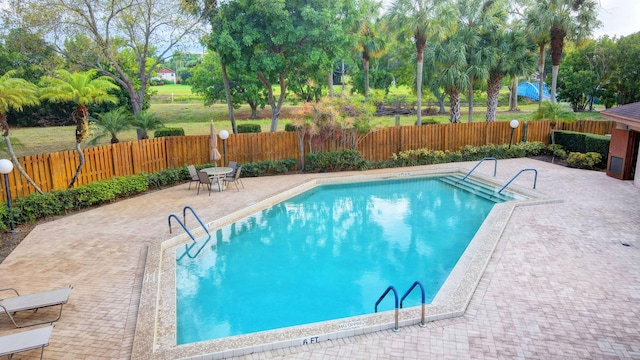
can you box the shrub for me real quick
[237,124,261,133]
[240,158,297,177]
[566,152,602,169]
[154,127,185,137]
[284,123,297,132]
[553,130,610,160]
[305,149,365,172]
[0,174,149,231]
[389,142,549,168]
[584,134,611,161]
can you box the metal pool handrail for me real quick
[168,214,196,240]
[498,168,538,194]
[400,281,427,328]
[182,206,210,236]
[375,286,400,332]
[462,157,497,181]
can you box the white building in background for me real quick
[155,68,177,84]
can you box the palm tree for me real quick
[526,0,600,104]
[89,107,132,145]
[434,38,469,123]
[524,4,552,108]
[357,17,387,100]
[40,69,119,188]
[388,0,453,125]
[0,71,43,194]
[485,29,536,122]
[353,0,386,101]
[130,111,165,140]
[456,0,505,123]
[532,100,576,160]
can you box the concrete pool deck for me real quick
[0,158,639,359]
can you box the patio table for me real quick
[200,167,233,191]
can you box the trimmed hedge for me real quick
[0,159,301,231]
[553,130,610,160]
[154,127,185,137]
[237,124,261,133]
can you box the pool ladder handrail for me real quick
[168,206,212,260]
[462,157,497,181]
[168,206,210,237]
[177,235,211,261]
[374,286,400,332]
[375,281,428,332]
[498,168,538,194]
[399,281,427,328]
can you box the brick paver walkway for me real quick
[1,158,639,359]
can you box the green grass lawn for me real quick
[1,84,604,158]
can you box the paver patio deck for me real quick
[0,158,639,359]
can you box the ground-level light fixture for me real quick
[219,130,230,166]
[509,119,520,148]
[0,159,15,232]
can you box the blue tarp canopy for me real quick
[517,81,552,101]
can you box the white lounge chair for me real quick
[0,325,53,360]
[0,286,71,328]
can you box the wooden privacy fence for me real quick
[1,120,614,201]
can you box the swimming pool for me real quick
[133,168,545,359]
[176,176,509,344]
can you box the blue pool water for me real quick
[176,176,501,344]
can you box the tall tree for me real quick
[210,0,352,131]
[388,0,453,125]
[524,3,552,108]
[485,28,536,121]
[8,0,215,123]
[0,71,43,193]
[526,0,600,103]
[433,37,469,123]
[39,70,119,188]
[356,1,386,100]
[456,0,506,123]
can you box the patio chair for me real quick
[0,286,71,328]
[197,171,222,195]
[0,325,53,360]
[187,165,199,190]
[222,165,243,192]
[226,162,244,190]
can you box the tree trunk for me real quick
[467,75,474,123]
[538,44,545,108]
[327,72,334,99]
[249,102,258,119]
[257,72,278,132]
[221,62,238,134]
[550,25,565,104]
[2,136,43,194]
[486,73,502,122]
[551,65,559,103]
[69,105,89,189]
[415,41,426,126]
[509,76,520,111]
[449,89,461,123]
[68,142,85,189]
[341,60,346,93]
[363,54,370,100]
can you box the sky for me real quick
[594,0,640,38]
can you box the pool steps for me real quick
[438,174,517,203]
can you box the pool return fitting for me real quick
[375,281,427,332]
